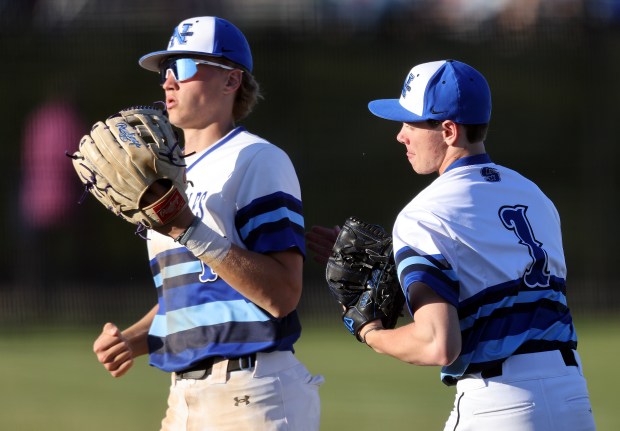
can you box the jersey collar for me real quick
[443,153,492,174]
[186,126,246,172]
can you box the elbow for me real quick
[265,252,303,318]
[433,322,462,366]
[434,339,461,366]
[268,304,298,319]
[400,342,461,367]
[418,335,461,366]
[266,289,301,319]
[270,308,295,319]
[435,351,459,367]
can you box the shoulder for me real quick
[233,129,292,160]
[244,136,298,176]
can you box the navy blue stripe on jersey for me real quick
[147,245,302,371]
[150,295,271,338]
[395,246,460,307]
[443,153,492,174]
[458,276,567,320]
[150,248,261,311]
[155,277,248,309]
[148,315,301,372]
[150,247,203,288]
[441,276,576,379]
[235,191,305,256]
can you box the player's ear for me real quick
[223,69,243,93]
[441,120,459,147]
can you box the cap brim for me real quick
[139,50,226,72]
[368,99,425,123]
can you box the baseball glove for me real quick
[325,216,405,342]
[68,106,188,228]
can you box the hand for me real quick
[70,106,188,228]
[93,322,135,378]
[359,321,383,344]
[305,225,341,265]
[143,180,195,238]
[324,216,404,341]
[140,179,169,207]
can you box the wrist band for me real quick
[362,327,383,344]
[175,217,231,266]
[174,216,201,245]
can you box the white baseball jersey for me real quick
[146,127,305,372]
[392,154,577,384]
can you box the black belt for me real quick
[443,349,578,386]
[480,348,577,379]
[175,354,256,380]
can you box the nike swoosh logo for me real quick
[430,108,446,114]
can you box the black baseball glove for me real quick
[325,216,405,342]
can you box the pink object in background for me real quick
[20,99,85,228]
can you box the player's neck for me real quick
[438,142,486,175]
[182,122,235,154]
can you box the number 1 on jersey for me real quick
[499,205,551,288]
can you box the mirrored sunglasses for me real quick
[159,58,235,84]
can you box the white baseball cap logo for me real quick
[139,16,253,73]
[399,61,445,117]
[368,59,491,124]
[169,23,195,48]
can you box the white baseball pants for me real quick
[160,351,323,431]
[443,349,595,431]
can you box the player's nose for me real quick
[161,70,179,89]
[396,127,407,145]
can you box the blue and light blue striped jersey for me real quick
[392,154,577,383]
[146,127,305,372]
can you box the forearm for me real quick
[157,211,302,318]
[212,245,302,318]
[121,304,159,358]
[363,302,461,366]
[363,324,454,366]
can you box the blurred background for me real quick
[1,0,619,326]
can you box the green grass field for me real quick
[0,314,617,430]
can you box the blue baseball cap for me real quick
[139,16,253,73]
[368,60,491,124]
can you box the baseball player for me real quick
[306,60,595,430]
[91,16,323,430]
